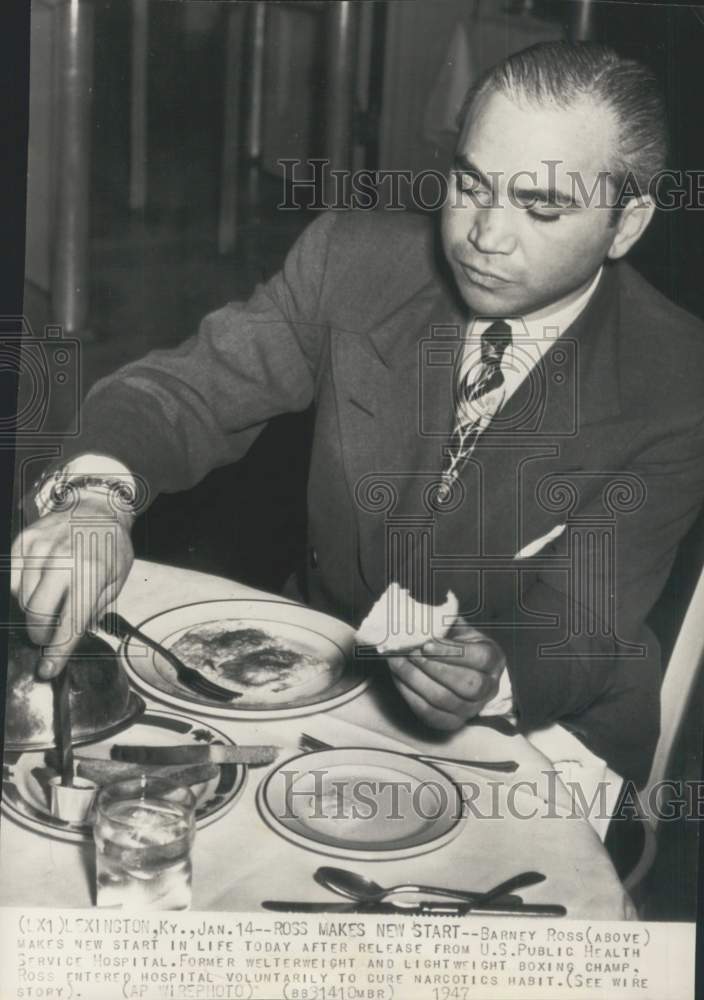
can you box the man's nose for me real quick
[468,205,517,255]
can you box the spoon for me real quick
[315,867,545,906]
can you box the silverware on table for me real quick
[100,612,240,702]
[263,900,476,915]
[299,733,519,773]
[467,716,518,737]
[314,866,545,906]
[262,899,566,917]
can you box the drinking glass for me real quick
[94,776,196,910]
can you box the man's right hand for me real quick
[10,494,135,679]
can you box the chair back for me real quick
[624,559,704,894]
[641,563,704,827]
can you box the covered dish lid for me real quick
[4,624,144,751]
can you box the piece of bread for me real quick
[75,757,219,787]
[356,584,459,653]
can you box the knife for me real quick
[262,900,567,917]
[263,901,476,915]
[111,744,279,766]
[53,665,74,786]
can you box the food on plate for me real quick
[5,624,140,750]
[356,584,459,653]
[109,743,278,766]
[169,621,339,703]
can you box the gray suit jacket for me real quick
[65,210,704,784]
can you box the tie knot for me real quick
[481,320,512,364]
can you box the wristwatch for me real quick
[30,468,141,519]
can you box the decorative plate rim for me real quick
[256,747,465,862]
[1,708,248,844]
[119,599,370,720]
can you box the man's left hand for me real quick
[388,625,506,730]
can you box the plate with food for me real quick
[118,599,368,719]
[1,710,247,843]
[257,748,466,861]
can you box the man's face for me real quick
[441,89,624,316]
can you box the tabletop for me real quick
[0,559,633,920]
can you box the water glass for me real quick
[94,776,196,910]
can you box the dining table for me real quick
[0,558,635,920]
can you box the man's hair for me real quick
[459,40,668,209]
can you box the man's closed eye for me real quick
[527,206,563,223]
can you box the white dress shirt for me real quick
[457,266,604,428]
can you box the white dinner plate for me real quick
[119,599,369,719]
[257,748,466,861]
[1,710,247,843]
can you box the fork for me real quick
[299,733,518,773]
[100,612,241,703]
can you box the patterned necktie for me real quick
[439,320,512,499]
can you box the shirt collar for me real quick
[472,266,604,351]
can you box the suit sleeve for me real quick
[60,211,340,496]
[483,412,704,779]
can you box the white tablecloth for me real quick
[0,560,633,919]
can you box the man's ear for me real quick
[607,197,656,260]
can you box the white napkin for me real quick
[525,723,623,842]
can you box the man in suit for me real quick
[11,42,704,799]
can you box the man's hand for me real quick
[10,494,135,679]
[388,624,506,730]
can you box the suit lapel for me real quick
[331,279,465,594]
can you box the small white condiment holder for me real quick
[49,776,98,823]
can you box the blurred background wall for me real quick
[24,1,704,322]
